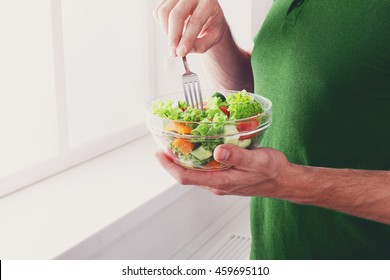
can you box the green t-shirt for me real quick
[250,0,390,259]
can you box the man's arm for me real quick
[156,144,390,225]
[201,28,254,92]
[289,164,390,224]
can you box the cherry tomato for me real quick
[236,120,259,140]
[219,106,230,117]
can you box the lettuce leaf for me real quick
[152,100,184,120]
[152,100,206,123]
[227,91,263,120]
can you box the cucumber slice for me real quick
[237,139,251,148]
[224,125,239,135]
[191,146,213,161]
[224,125,240,145]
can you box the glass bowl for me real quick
[146,90,272,171]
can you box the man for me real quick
[153,0,390,259]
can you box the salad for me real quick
[151,90,268,169]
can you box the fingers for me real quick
[155,151,203,186]
[155,151,189,184]
[152,0,167,23]
[173,1,214,57]
[154,0,180,35]
[155,151,228,187]
[154,0,223,57]
[167,0,196,57]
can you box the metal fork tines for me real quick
[181,56,203,110]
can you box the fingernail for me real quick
[169,46,177,57]
[215,147,230,161]
[176,45,186,57]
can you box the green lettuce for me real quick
[152,100,183,120]
[152,100,206,123]
[227,91,263,120]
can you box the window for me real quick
[0,0,58,179]
[0,0,151,197]
[62,0,149,147]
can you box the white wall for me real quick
[252,0,274,38]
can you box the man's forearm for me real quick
[286,164,390,224]
[202,27,254,92]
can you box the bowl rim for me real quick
[146,90,272,126]
[147,120,272,139]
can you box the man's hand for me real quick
[153,0,229,57]
[156,144,294,198]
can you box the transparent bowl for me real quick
[146,90,272,171]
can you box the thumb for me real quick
[213,144,270,168]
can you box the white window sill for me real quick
[0,134,190,259]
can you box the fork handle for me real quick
[182,56,191,73]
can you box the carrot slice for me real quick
[171,138,195,155]
[164,122,192,134]
[205,160,220,169]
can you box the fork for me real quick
[181,56,204,110]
